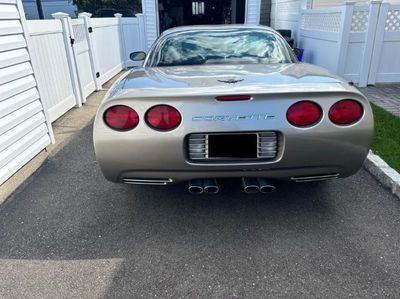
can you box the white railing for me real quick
[26,13,146,122]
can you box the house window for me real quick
[192,1,205,15]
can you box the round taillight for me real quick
[286,101,322,127]
[145,105,181,131]
[329,100,363,125]
[103,105,139,131]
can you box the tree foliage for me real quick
[72,0,142,15]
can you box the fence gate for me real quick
[368,4,400,85]
[70,19,97,100]
[27,20,78,122]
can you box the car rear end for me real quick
[93,86,373,185]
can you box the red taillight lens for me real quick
[103,105,139,131]
[329,100,363,125]
[145,105,181,131]
[286,101,322,127]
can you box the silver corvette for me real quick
[93,25,373,194]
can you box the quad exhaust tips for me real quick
[242,178,276,194]
[188,179,219,194]
[189,178,275,194]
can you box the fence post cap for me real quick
[114,13,123,18]
[135,13,144,17]
[52,12,69,18]
[79,12,92,18]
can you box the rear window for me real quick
[147,28,294,67]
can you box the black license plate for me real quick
[208,134,257,159]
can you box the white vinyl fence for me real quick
[27,19,77,122]
[26,13,146,123]
[298,0,400,86]
[1,9,146,185]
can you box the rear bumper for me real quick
[118,168,343,185]
[94,127,372,183]
[93,92,373,183]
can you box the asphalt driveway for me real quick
[0,123,399,298]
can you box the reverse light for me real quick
[103,105,139,131]
[145,105,181,131]
[329,100,363,125]
[286,101,322,127]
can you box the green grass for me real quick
[371,103,400,173]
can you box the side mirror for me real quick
[129,51,146,61]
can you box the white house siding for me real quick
[246,0,262,24]
[143,0,158,49]
[0,0,52,184]
[271,0,301,40]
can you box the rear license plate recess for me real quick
[208,133,257,159]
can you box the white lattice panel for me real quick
[72,23,86,43]
[300,13,341,32]
[385,10,400,32]
[351,10,369,32]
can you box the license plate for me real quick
[208,133,257,159]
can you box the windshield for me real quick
[147,28,294,67]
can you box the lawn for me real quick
[371,103,400,173]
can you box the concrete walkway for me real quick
[359,84,400,117]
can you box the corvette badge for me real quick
[217,78,244,84]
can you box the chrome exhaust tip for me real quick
[242,178,260,194]
[257,178,276,194]
[203,178,219,194]
[188,179,204,194]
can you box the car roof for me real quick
[160,24,278,37]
